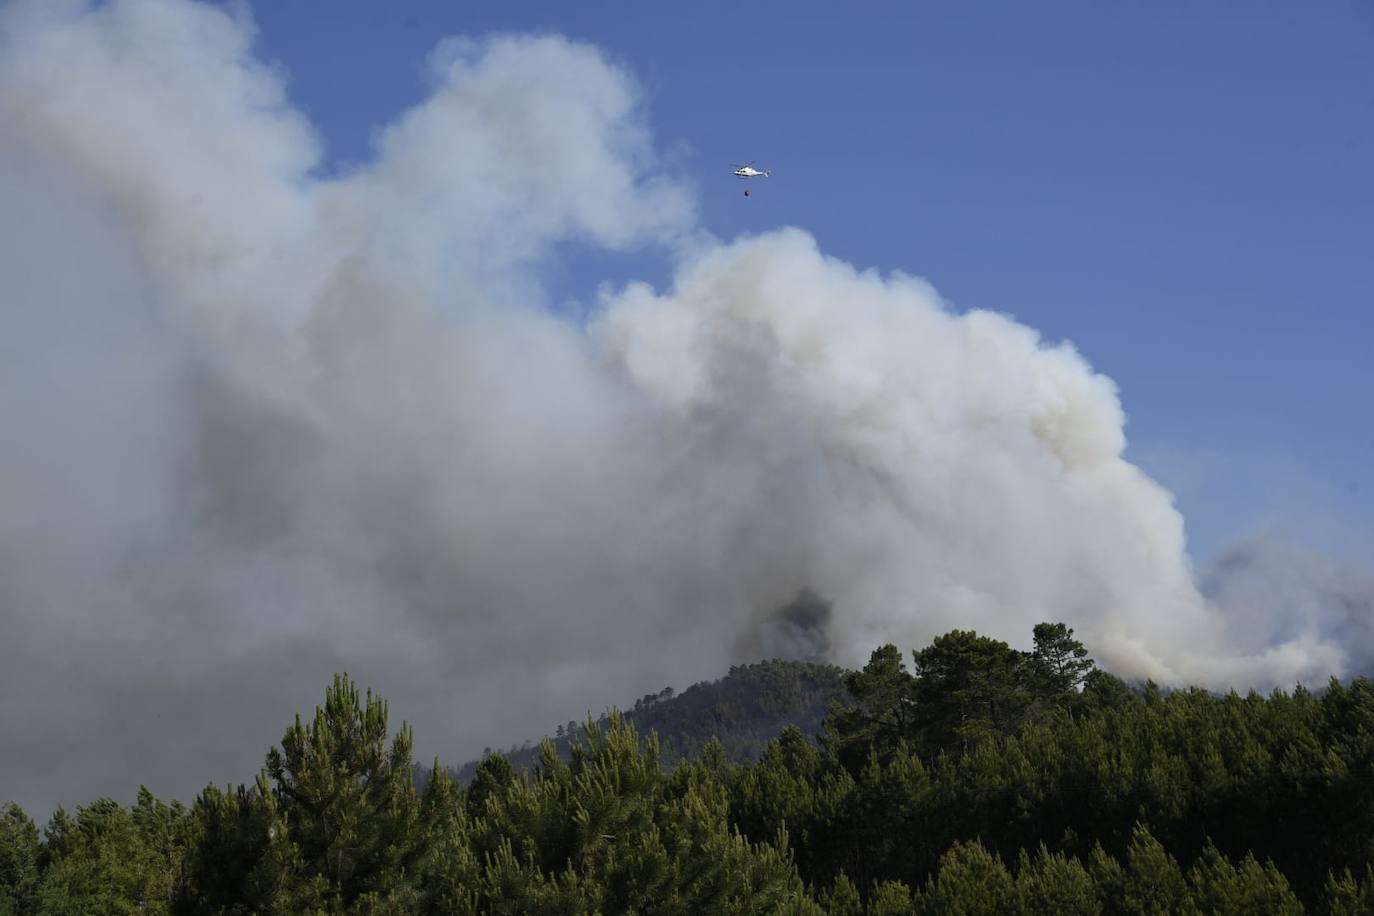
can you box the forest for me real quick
[5,622,1374,914]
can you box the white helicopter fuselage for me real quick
[734,166,769,178]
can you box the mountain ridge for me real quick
[447,657,851,783]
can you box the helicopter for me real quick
[733,162,770,196]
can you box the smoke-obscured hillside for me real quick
[448,657,850,783]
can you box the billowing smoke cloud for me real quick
[0,0,1366,815]
[1200,534,1374,678]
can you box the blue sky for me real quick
[241,0,1373,562]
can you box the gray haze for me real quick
[1,0,1369,816]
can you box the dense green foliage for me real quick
[6,624,1374,913]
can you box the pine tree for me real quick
[826,644,917,770]
[1015,845,1101,915]
[910,630,1030,755]
[177,780,283,914]
[1326,864,1374,915]
[0,803,40,916]
[34,796,184,915]
[263,672,421,909]
[1085,841,1126,912]
[914,840,1015,915]
[466,753,517,822]
[816,874,862,916]
[1028,623,1095,699]
[1187,844,1302,915]
[1121,824,1196,915]
[868,879,916,915]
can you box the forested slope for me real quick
[449,657,849,783]
[5,623,1374,913]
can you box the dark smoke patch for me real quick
[751,587,833,662]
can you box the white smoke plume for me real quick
[0,0,1366,815]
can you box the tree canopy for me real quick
[5,623,1374,913]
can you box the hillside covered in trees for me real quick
[450,657,850,783]
[5,623,1374,913]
